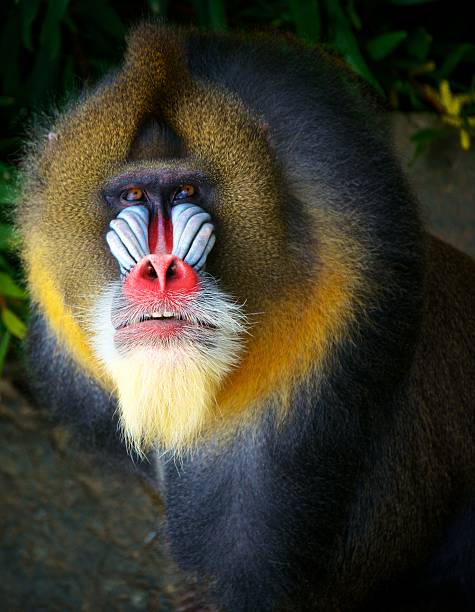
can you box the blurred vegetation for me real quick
[0,0,474,373]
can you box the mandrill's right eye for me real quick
[120,187,147,205]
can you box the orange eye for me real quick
[173,184,195,201]
[122,187,145,203]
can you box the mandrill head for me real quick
[19,24,370,455]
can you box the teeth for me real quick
[149,311,175,319]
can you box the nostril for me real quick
[166,261,177,281]
[145,260,158,280]
[124,254,198,298]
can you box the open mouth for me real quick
[114,310,217,334]
[115,311,186,330]
[93,280,245,360]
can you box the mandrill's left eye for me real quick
[172,184,196,202]
[120,187,146,204]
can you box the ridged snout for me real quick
[105,203,216,279]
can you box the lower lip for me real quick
[115,319,188,340]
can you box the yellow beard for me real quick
[106,346,222,454]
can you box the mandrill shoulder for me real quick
[424,232,475,305]
[411,234,475,459]
[421,234,475,361]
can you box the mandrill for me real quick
[18,22,475,612]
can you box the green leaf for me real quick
[405,28,432,62]
[392,57,424,71]
[0,330,11,376]
[0,162,16,177]
[410,128,447,144]
[0,138,22,154]
[40,0,70,59]
[0,165,19,206]
[437,43,475,79]
[0,224,15,251]
[191,0,208,27]
[28,44,60,105]
[20,0,42,51]
[346,0,362,30]
[409,127,448,163]
[367,31,407,61]
[323,0,383,95]
[289,0,321,43]
[0,273,27,300]
[0,12,22,95]
[0,253,17,277]
[0,96,14,107]
[62,55,75,93]
[1,308,27,340]
[208,0,227,31]
[387,0,437,4]
[0,189,18,207]
[392,80,426,110]
[74,0,125,40]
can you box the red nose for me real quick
[124,254,198,297]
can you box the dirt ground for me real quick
[1,114,474,611]
[0,381,183,611]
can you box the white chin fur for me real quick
[89,276,246,455]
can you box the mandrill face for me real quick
[92,166,247,454]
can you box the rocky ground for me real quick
[0,381,181,611]
[1,114,474,611]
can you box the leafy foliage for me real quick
[0,163,27,374]
[0,0,473,373]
